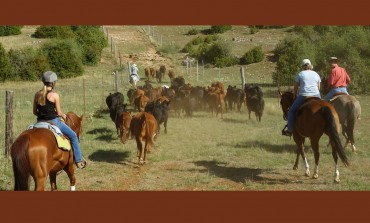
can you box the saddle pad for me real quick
[28,122,71,151]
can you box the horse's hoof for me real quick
[334,178,340,183]
[312,174,318,179]
[305,170,310,177]
[293,166,298,170]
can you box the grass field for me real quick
[1,26,369,191]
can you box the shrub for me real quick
[33,26,75,39]
[8,47,50,81]
[72,26,107,65]
[214,56,239,67]
[240,46,264,65]
[272,36,316,86]
[39,39,84,78]
[187,28,199,35]
[0,26,22,36]
[209,25,232,34]
[249,26,259,34]
[0,43,12,81]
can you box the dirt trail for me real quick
[107,26,172,70]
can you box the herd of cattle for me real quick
[105,75,265,164]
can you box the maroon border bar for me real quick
[1,0,370,25]
[1,191,370,222]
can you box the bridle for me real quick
[280,92,294,121]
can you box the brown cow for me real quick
[130,112,158,165]
[168,69,176,80]
[206,86,225,118]
[134,94,150,112]
[117,111,132,144]
[145,67,156,81]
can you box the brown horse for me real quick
[326,95,362,152]
[11,112,83,191]
[321,77,362,152]
[279,90,350,183]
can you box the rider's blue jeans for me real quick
[287,94,321,133]
[51,117,83,163]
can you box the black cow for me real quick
[226,85,245,112]
[106,92,124,110]
[106,92,128,134]
[244,84,264,122]
[145,99,170,134]
[190,86,206,111]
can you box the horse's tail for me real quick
[322,106,350,167]
[346,100,359,145]
[10,134,31,191]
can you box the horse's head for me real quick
[278,90,294,121]
[65,112,83,139]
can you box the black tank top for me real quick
[37,91,58,121]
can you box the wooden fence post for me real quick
[5,91,14,157]
[83,79,86,117]
[127,62,131,82]
[240,66,246,87]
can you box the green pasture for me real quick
[1,26,369,191]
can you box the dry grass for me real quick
[1,26,370,191]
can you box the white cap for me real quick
[329,57,338,62]
[132,64,137,67]
[301,59,311,66]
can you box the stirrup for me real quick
[76,157,87,169]
[281,129,292,137]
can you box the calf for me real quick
[134,94,150,112]
[244,84,264,122]
[225,86,246,113]
[130,112,158,165]
[116,111,132,144]
[106,92,124,110]
[145,98,170,134]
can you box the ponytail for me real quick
[37,85,47,106]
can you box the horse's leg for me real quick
[330,141,341,183]
[164,120,167,134]
[310,138,320,179]
[32,161,48,191]
[143,140,149,165]
[294,136,310,176]
[49,172,57,191]
[136,137,143,165]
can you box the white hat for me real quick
[132,64,137,67]
[301,59,311,66]
[329,57,338,62]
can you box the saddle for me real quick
[27,122,72,151]
[330,93,347,102]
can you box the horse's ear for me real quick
[80,115,84,122]
[277,88,282,97]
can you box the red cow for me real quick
[130,112,158,165]
[134,94,150,112]
[117,111,132,144]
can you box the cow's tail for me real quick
[322,106,350,167]
[11,134,31,191]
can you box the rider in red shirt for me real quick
[324,57,350,101]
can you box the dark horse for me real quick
[11,112,83,191]
[278,90,349,183]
